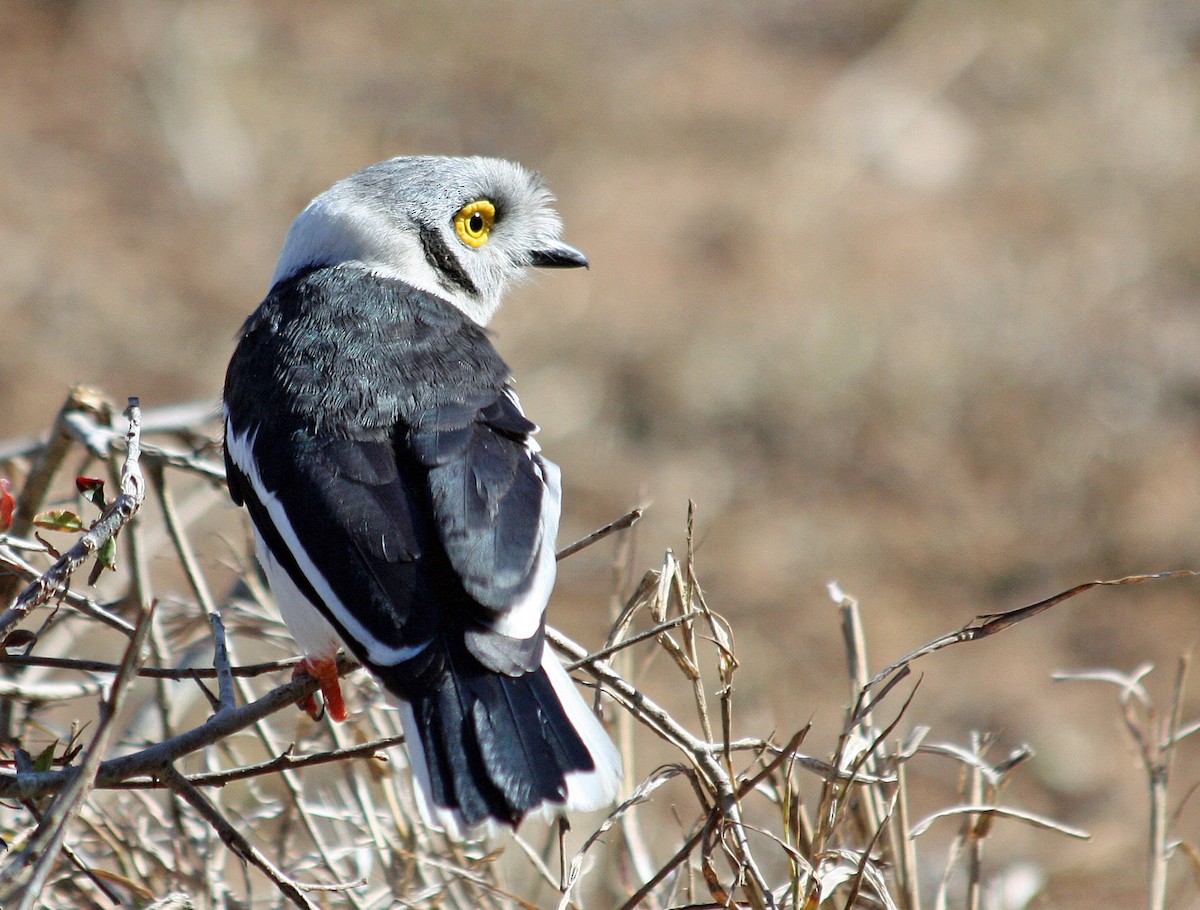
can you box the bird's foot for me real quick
[293,656,348,723]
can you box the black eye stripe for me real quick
[418,224,479,296]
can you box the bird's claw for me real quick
[293,656,348,722]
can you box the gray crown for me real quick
[271,156,586,325]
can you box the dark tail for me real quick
[389,646,622,838]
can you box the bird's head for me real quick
[270,156,588,326]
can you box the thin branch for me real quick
[0,652,305,679]
[1052,665,1153,707]
[107,735,406,790]
[909,804,1090,840]
[1149,655,1190,910]
[0,657,354,799]
[867,571,1200,692]
[140,443,226,482]
[0,678,106,700]
[564,612,699,671]
[159,764,361,909]
[1166,716,1200,748]
[893,749,921,910]
[208,612,236,713]
[556,506,643,561]
[0,545,138,636]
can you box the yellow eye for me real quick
[454,199,496,248]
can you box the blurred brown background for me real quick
[3,0,1200,903]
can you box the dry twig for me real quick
[2,396,1198,909]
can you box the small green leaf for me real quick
[32,510,85,532]
[32,742,57,773]
[99,535,118,570]
[88,536,118,585]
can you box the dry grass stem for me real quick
[0,396,1197,907]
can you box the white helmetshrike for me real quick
[223,156,621,838]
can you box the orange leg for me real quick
[293,656,348,723]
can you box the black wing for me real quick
[224,266,559,675]
[409,391,554,608]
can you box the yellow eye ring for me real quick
[454,199,496,248]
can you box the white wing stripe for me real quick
[226,419,430,666]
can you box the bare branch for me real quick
[1053,664,1154,707]
[556,506,643,562]
[0,677,106,701]
[208,612,236,713]
[866,571,1199,691]
[0,548,137,635]
[0,386,113,606]
[0,652,305,679]
[0,658,354,800]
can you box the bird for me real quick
[222,155,622,838]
